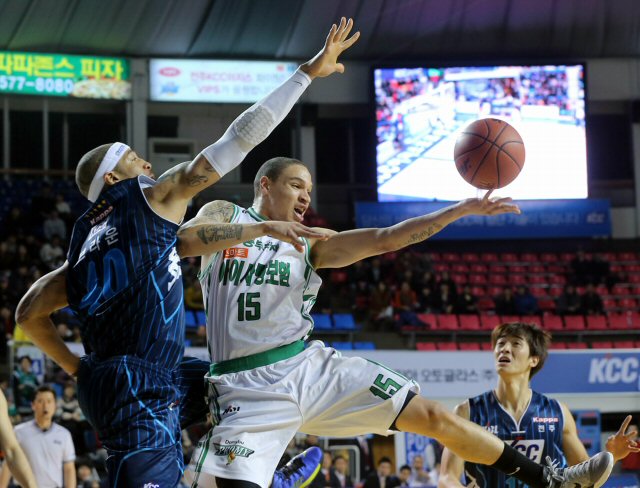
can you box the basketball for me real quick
[454,118,525,189]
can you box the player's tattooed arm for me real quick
[311,195,520,269]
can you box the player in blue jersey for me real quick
[14,18,359,488]
[439,322,639,488]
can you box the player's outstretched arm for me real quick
[0,392,37,488]
[438,402,469,488]
[177,201,331,257]
[14,263,80,377]
[149,18,360,219]
[311,191,520,269]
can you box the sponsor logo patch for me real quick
[224,248,249,259]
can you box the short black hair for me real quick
[378,457,392,465]
[400,465,412,472]
[253,157,305,198]
[33,384,57,401]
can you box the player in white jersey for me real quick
[177,158,616,488]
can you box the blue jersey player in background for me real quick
[14,18,359,488]
[439,322,639,488]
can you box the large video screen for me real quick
[374,64,586,201]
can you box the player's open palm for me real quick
[265,221,330,253]
[606,415,639,462]
[303,17,360,78]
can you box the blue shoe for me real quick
[273,447,322,488]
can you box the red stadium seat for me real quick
[529,265,546,273]
[482,253,499,263]
[548,286,563,297]
[617,252,637,262]
[520,253,538,263]
[480,342,493,351]
[488,286,504,297]
[417,313,437,328]
[585,315,608,330]
[529,275,548,285]
[480,314,501,330]
[564,316,586,330]
[470,264,488,273]
[451,273,468,285]
[540,253,558,263]
[530,287,548,298]
[550,275,567,285]
[602,298,617,312]
[510,265,526,273]
[546,264,566,274]
[538,298,556,312]
[628,312,640,327]
[618,298,638,310]
[459,315,481,330]
[520,315,542,327]
[459,343,481,351]
[462,253,480,263]
[442,253,459,262]
[613,341,635,349]
[500,315,520,324]
[608,313,631,330]
[567,342,588,349]
[477,297,496,311]
[500,253,518,262]
[612,285,631,296]
[434,263,450,272]
[591,341,613,349]
[452,264,470,273]
[560,253,576,262]
[416,342,437,351]
[471,286,487,297]
[469,274,488,285]
[437,314,459,330]
[511,275,527,285]
[627,274,640,283]
[549,341,567,349]
[437,342,457,351]
[543,315,564,330]
[489,275,508,285]
[491,265,508,273]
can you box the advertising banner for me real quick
[355,199,611,239]
[0,51,130,99]
[149,59,298,103]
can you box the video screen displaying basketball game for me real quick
[374,64,587,201]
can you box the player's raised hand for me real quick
[457,189,521,216]
[264,221,331,253]
[606,415,639,462]
[301,17,360,79]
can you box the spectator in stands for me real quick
[514,286,538,316]
[352,280,372,323]
[569,250,593,286]
[3,208,28,239]
[433,282,456,314]
[12,356,39,417]
[43,210,67,241]
[55,194,72,221]
[29,182,55,222]
[40,235,65,270]
[0,275,17,314]
[580,283,604,315]
[364,457,400,488]
[418,285,437,314]
[311,451,340,488]
[494,287,517,315]
[418,271,437,295]
[555,284,581,315]
[184,275,205,310]
[592,253,615,289]
[368,258,385,285]
[456,285,478,314]
[333,455,354,488]
[409,455,432,486]
[437,272,457,301]
[0,384,76,488]
[76,459,101,488]
[394,281,425,328]
[397,465,412,487]
[56,382,85,455]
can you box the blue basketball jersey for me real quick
[465,390,566,488]
[66,175,185,369]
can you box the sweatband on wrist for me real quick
[87,142,130,202]
[197,69,312,177]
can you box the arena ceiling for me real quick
[0,0,639,62]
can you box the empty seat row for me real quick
[417,340,640,351]
[311,313,359,331]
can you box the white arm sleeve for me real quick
[198,69,312,177]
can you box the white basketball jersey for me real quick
[199,206,322,362]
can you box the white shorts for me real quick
[185,340,419,488]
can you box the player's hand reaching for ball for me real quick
[264,221,331,253]
[457,189,521,216]
[301,17,360,79]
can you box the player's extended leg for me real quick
[395,395,613,488]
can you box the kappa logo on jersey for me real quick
[509,439,544,463]
[533,417,559,423]
[214,441,255,465]
[167,248,182,291]
[224,248,249,259]
[85,200,114,225]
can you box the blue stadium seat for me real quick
[332,341,353,350]
[332,313,358,330]
[184,310,198,329]
[311,313,332,330]
[354,342,376,350]
[196,310,207,326]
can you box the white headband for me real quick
[87,142,130,202]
